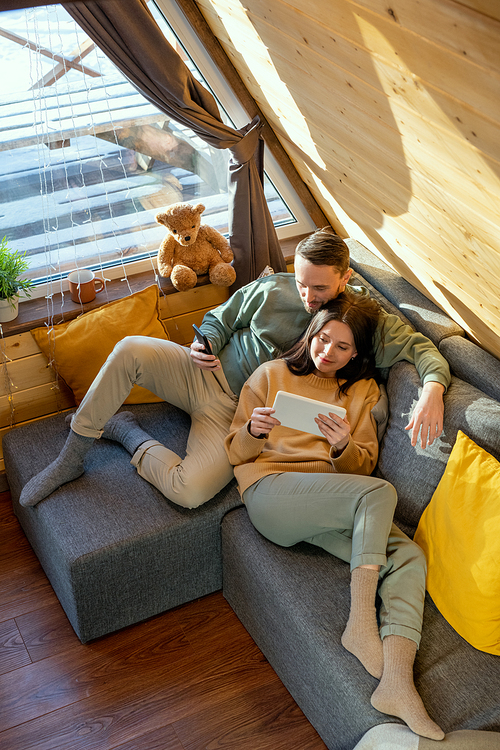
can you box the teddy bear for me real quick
[155,202,236,292]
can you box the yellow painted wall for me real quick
[195,0,500,358]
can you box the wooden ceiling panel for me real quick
[194,0,500,359]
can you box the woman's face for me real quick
[310,320,357,378]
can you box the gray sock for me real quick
[101,411,152,456]
[19,430,94,508]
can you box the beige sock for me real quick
[341,567,384,679]
[371,635,445,741]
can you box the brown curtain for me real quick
[64,0,286,288]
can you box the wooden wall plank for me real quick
[210,19,500,166]
[353,0,500,71]
[201,0,500,139]
[0,332,41,361]
[228,0,500,78]
[282,94,500,226]
[163,307,217,345]
[0,353,55,397]
[0,381,75,430]
[264,1,499,117]
[159,283,229,317]
[452,0,500,22]
[284,139,500,338]
[281,123,500,274]
[310,149,500,308]
[318,188,500,354]
[268,76,500,216]
[319,147,500,271]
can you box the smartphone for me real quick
[192,324,212,354]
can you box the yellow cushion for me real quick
[414,430,500,655]
[31,285,170,405]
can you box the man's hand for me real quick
[405,381,445,449]
[189,340,221,371]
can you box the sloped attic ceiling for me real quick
[187,0,500,361]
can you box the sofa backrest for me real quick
[346,238,500,536]
[378,361,500,536]
[439,336,500,403]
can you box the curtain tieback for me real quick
[229,115,263,165]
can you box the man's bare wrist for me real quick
[422,381,445,394]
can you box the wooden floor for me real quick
[0,490,327,750]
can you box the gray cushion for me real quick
[377,362,500,534]
[350,271,414,328]
[440,336,500,403]
[222,507,500,750]
[4,403,242,642]
[346,238,464,345]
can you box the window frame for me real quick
[154,0,315,240]
[15,0,314,303]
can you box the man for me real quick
[20,228,450,509]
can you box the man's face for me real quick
[294,255,352,313]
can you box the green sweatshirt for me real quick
[200,272,451,397]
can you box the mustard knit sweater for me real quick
[225,359,380,498]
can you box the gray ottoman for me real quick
[4,402,242,642]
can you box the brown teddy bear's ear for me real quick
[193,203,206,215]
[155,212,169,226]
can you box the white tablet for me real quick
[271,390,346,438]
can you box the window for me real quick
[0,3,314,300]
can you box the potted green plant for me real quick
[0,236,34,322]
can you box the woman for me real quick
[225,289,444,742]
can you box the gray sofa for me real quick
[4,239,500,749]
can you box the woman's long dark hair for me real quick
[282,289,382,395]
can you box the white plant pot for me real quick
[0,297,19,323]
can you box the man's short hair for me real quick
[295,227,350,276]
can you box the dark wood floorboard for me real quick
[0,618,32,675]
[0,491,327,750]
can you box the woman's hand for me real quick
[249,407,281,438]
[315,412,351,452]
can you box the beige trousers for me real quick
[71,336,238,508]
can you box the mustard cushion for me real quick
[31,285,170,405]
[414,430,500,655]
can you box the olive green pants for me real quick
[244,472,426,646]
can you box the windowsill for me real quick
[1,236,304,337]
[1,271,183,337]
